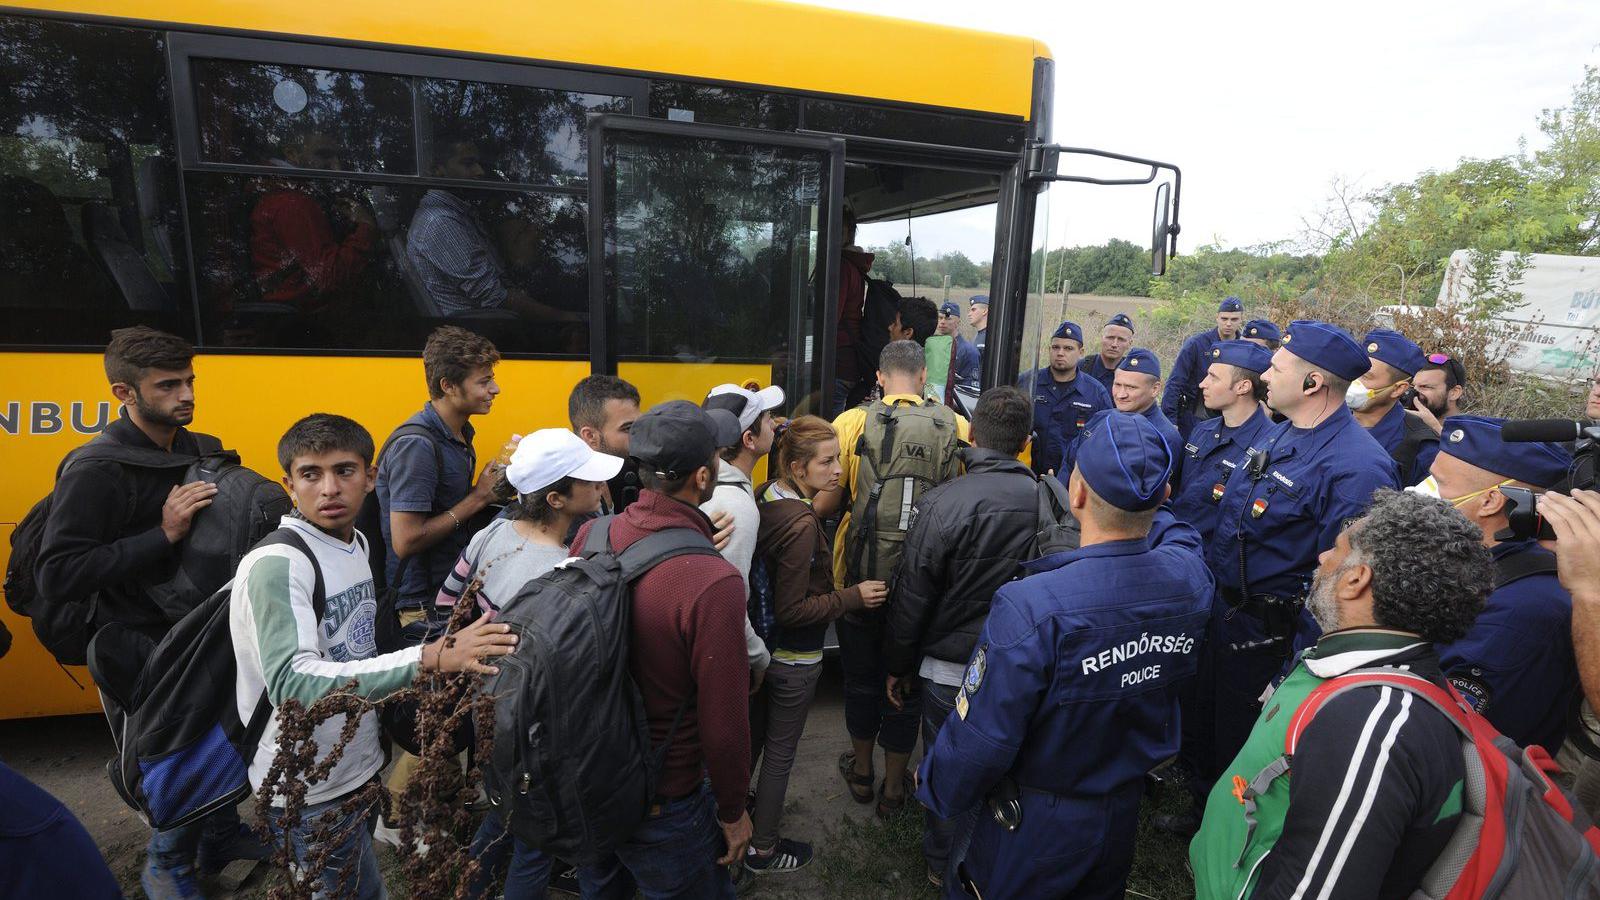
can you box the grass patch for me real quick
[813,803,932,899]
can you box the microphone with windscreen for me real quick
[1500,419,1596,443]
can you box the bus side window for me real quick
[192,60,415,175]
[0,15,189,345]
[419,78,630,187]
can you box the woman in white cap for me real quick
[437,428,620,899]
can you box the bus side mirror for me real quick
[1151,181,1172,277]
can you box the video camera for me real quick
[1497,418,1600,540]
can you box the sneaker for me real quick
[743,838,814,875]
[550,862,581,895]
[373,816,431,856]
[196,822,270,874]
[1152,807,1202,838]
[141,858,202,900]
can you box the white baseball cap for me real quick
[703,383,786,435]
[505,428,624,495]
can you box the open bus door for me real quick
[989,143,1183,387]
[585,114,845,421]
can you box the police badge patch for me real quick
[956,646,987,720]
[1448,671,1491,713]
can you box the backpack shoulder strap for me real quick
[378,422,445,472]
[581,516,615,556]
[1492,547,1560,589]
[60,438,198,478]
[1286,668,1473,756]
[240,527,328,749]
[191,431,225,456]
[615,527,720,582]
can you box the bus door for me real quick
[585,115,845,422]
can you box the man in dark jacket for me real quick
[884,386,1040,888]
[35,326,262,898]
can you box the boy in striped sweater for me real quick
[231,413,515,899]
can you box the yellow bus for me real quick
[0,0,1179,718]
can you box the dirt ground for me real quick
[0,658,1195,900]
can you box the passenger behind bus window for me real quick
[0,174,113,311]
[250,126,378,314]
[405,134,580,325]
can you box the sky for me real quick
[816,0,1600,263]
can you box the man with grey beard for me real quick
[1191,490,1495,900]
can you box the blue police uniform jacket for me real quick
[916,511,1213,897]
[1171,405,1272,543]
[1078,353,1118,393]
[1207,405,1398,601]
[1019,367,1112,478]
[952,334,981,391]
[1436,541,1578,752]
[1366,401,1440,486]
[1162,328,1228,434]
[974,327,986,358]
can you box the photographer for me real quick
[1419,415,1577,752]
[1531,488,1600,817]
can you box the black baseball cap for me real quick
[629,400,740,478]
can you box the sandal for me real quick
[838,751,875,804]
[875,771,915,819]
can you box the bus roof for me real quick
[13,0,1048,118]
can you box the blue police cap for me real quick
[970,294,989,306]
[1219,296,1243,313]
[1208,340,1272,374]
[1362,328,1426,378]
[1106,313,1135,333]
[1438,415,1572,488]
[1281,320,1371,381]
[1116,347,1161,379]
[1075,411,1172,511]
[1052,321,1084,344]
[939,300,961,317]
[1243,319,1281,342]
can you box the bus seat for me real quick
[136,155,180,274]
[366,185,447,317]
[81,201,173,312]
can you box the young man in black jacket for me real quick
[883,385,1040,888]
[36,326,265,898]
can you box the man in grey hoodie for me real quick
[703,383,785,683]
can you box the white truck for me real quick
[1434,249,1600,377]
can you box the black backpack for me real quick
[481,518,719,865]
[851,277,904,405]
[4,432,221,665]
[146,451,292,622]
[355,422,441,597]
[89,528,324,831]
[1033,474,1082,557]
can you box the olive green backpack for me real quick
[847,397,963,588]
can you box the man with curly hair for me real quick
[1191,489,1495,900]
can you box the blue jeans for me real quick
[920,677,973,884]
[578,784,735,900]
[263,789,385,900]
[146,805,246,872]
[468,816,554,899]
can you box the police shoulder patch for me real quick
[965,647,987,695]
[1448,671,1491,713]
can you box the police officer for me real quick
[1241,318,1280,350]
[1163,297,1245,437]
[1172,341,1274,539]
[938,300,981,398]
[1019,321,1112,479]
[1351,328,1438,486]
[917,411,1212,899]
[1079,312,1136,392]
[1074,348,1182,472]
[1205,320,1398,774]
[1158,340,1275,837]
[1423,415,1578,751]
[966,295,989,359]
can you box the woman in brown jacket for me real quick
[743,416,887,875]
